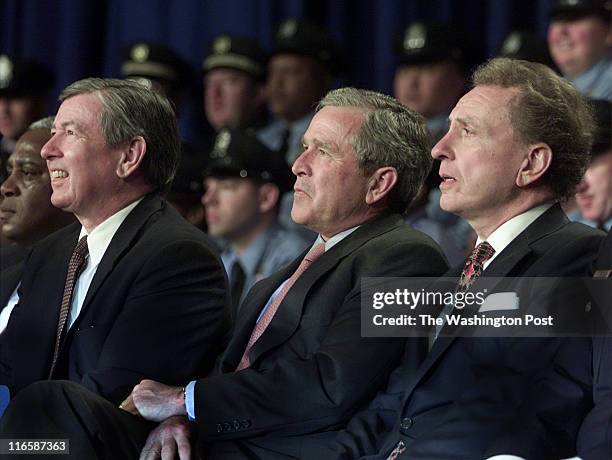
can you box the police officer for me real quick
[202,128,311,318]
[0,55,54,183]
[547,0,612,100]
[259,18,339,164]
[202,34,268,132]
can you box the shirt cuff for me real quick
[185,380,196,421]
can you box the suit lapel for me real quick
[64,194,164,337]
[220,260,302,372]
[245,214,404,368]
[403,205,570,399]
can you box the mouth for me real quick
[50,169,69,180]
[439,173,457,189]
[293,187,310,198]
[0,208,15,222]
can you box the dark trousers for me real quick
[0,380,155,459]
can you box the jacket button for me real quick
[399,417,413,433]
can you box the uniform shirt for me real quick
[569,54,612,101]
[257,112,314,164]
[221,223,312,307]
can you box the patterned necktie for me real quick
[457,241,495,292]
[236,243,325,371]
[386,440,406,460]
[48,235,89,378]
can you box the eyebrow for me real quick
[7,158,44,168]
[301,136,336,152]
[53,120,85,133]
[452,116,480,129]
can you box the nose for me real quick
[291,146,312,177]
[431,129,454,161]
[0,172,18,198]
[40,134,59,160]
[201,181,217,207]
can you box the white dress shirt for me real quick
[68,199,142,329]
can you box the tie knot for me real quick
[305,243,325,263]
[469,241,495,265]
[74,235,89,258]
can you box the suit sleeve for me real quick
[194,241,448,441]
[78,239,230,404]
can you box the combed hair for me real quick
[317,87,431,213]
[60,78,180,191]
[472,58,595,200]
[29,116,54,131]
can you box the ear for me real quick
[516,143,552,188]
[365,167,398,205]
[116,136,146,179]
[257,183,280,213]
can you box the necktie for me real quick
[386,440,406,460]
[48,236,89,378]
[278,127,291,159]
[457,241,495,292]
[236,243,325,370]
[230,259,246,317]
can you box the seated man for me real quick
[0,87,449,459]
[0,117,75,332]
[0,78,229,407]
[203,128,311,317]
[328,58,604,459]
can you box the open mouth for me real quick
[439,173,456,187]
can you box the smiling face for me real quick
[40,93,124,227]
[0,128,73,245]
[576,151,612,222]
[432,85,528,224]
[291,105,376,238]
[547,16,611,78]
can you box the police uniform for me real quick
[549,0,612,100]
[258,18,339,165]
[206,128,311,318]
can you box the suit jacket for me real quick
[194,213,449,459]
[0,244,29,309]
[330,204,605,460]
[0,193,230,404]
[577,231,612,460]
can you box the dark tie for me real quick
[48,235,89,378]
[278,127,291,159]
[236,243,325,370]
[230,259,246,317]
[457,241,495,292]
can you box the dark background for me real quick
[0,0,557,143]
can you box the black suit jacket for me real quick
[194,213,449,459]
[0,244,29,309]
[330,204,605,460]
[0,193,230,404]
[576,231,612,460]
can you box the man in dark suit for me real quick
[0,79,229,414]
[1,87,449,459]
[327,58,605,460]
[0,117,75,322]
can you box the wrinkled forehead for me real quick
[12,129,51,160]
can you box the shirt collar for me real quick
[223,225,278,278]
[78,198,143,266]
[476,202,554,263]
[571,54,611,96]
[315,225,360,252]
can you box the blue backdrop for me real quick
[1,0,557,142]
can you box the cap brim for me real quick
[203,54,264,79]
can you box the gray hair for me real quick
[59,78,180,191]
[472,58,595,200]
[29,116,54,131]
[318,87,431,213]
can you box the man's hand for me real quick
[119,379,186,422]
[139,416,192,460]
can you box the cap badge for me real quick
[404,23,426,51]
[0,55,14,89]
[131,43,150,63]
